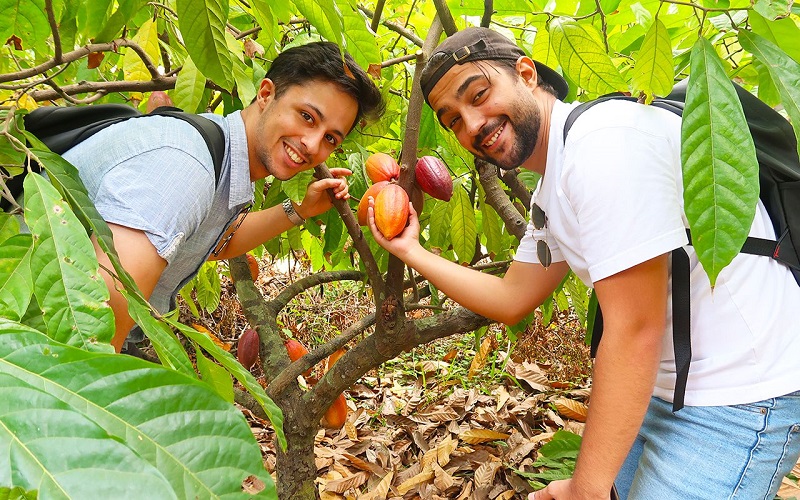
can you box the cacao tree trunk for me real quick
[275,410,317,499]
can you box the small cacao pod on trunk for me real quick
[237,329,259,369]
[357,180,389,225]
[321,393,349,429]
[415,156,453,201]
[373,183,410,240]
[285,338,312,377]
[365,152,400,183]
[245,254,259,281]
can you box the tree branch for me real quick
[432,0,458,36]
[358,6,424,47]
[30,77,178,101]
[44,0,62,63]
[476,159,527,240]
[481,0,494,27]
[500,168,532,208]
[270,270,364,311]
[370,0,387,34]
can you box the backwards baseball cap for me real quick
[420,27,569,104]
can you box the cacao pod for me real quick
[373,184,410,240]
[146,91,174,113]
[321,393,348,429]
[237,329,259,370]
[415,156,453,201]
[285,338,312,377]
[245,253,259,281]
[324,348,346,373]
[357,180,389,226]
[365,152,400,183]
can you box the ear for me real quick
[515,56,539,89]
[257,78,276,109]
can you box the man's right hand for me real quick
[366,198,421,260]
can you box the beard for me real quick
[473,95,540,170]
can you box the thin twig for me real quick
[358,6,424,47]
[44,0,62,63]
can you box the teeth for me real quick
[285,145,303,164]
[484,124,504,147]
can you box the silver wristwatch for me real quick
[282,198,306,226]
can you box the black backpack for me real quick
[1,104,226,211]
[563,80,800,411]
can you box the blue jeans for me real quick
[616,392,800,499]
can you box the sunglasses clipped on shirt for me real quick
[531,203,552,269]
[212,203,252,257]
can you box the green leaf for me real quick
[341,3,380,69]
[196,261,221,313]
[0,213,19,245]
[427,199,452,250]
[282,170,314,202]
[549,19,628,96]
[0,0,48,47]
[0,234,34,321]
[166,319,287,450]
[450,185,477,264]
[538,430,582,459]
[23,174,115,350]
[631,19,674,102]
[177,0,235,90]
[0,322,276,498]
[0,486,37,500]
[748,10,800,63]
[173,57,208,114]
[123,291,196,376]
[532,23,559,71]
[738,30,800,161]
[481,199,504,257]
[681,38,759,287]
[752,0,791,20]
[94,0,149,42]
[293,0,344,46]
[194,343,235,402]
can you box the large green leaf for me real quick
[341,3,381,70]
[748,11,800,63]
[753,0,792,20]
[293,0,345,46]
[0,0,48,48]
[177,0,235,91]
[0,234,34,322]
[173,56,208,114]
[0,214,19,245]
[0,322,276,498]
[681,38,759,286]
[738,30,800,161]
[450,184,477,264]
[23,174,115,350]
[631,19,674,102]
[549,20,628,96]
[166,319,287,450]
[94,0,149,42]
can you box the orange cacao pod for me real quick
[374,184,410,240]
[237,329,259,370]
[365,152,400,183]
[415,156,453,201]
[321,393,348,429]
[285,338,312,377]
[245,254,259,281]
[324,348,346,373]
[357,180,389,226]
[146,91,174,113]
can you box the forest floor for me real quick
[179,256,800,499]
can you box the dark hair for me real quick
[265,42,385,131]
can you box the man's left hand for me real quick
[530,479,613,500]
[299,167,351,219]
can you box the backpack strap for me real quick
[148,106,225,186]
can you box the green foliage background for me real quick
[0,0,799,496]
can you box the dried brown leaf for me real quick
[553,398,589,422]
[432,461,454,491]
[345,420,358,441]
[468,335,494,378]
[495,490,516,500]
[459,429,511,445]
[241,475,266,494]
[342,453,384,474]
[357,470,394,500]
[474,460,500,487]
[397,467,434,494]
[512,361,551,392]
[417,407,460,423]
[436,435,458,467]
[325,471,370,494]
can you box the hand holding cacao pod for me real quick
[415,156,453,201]
[373,183,410,240]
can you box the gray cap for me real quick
[420,27,569,104]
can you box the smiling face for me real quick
[428,60,542,171]
[247,78,359,181]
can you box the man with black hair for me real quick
[369,26,800,499]
[67,41,383,352]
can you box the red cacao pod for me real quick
[321,393,348,429]
[357,180,389,226]
[146,91,174,113]
[415,156,453,201]
[245,254,259,281]
[373,184,410,240]
[237,329,259,370]
[365,152,400,183]
[285,338,312,377]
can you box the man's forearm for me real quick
[209,204,298,261]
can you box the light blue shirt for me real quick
[63,111,253,341]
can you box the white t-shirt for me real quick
[515,99,800,406]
